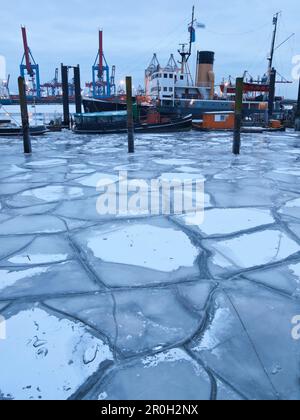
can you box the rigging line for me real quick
[275,33,295,52]
[0,105,19,124]
[205,21,270,37]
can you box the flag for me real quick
[189,26,196,43]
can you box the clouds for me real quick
[0,0,298,97]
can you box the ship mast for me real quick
[178,6,196,75]
[189,5,196,56]
[268,12,280,77]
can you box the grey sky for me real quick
[1,0,299,97]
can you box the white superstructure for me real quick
[145,51,214,108]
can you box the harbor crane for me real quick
[91,30,112,98]
[20,26,41,98]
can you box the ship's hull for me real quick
[83,97,128,113]
[82,97,267,119]
[74,114,192,135]
[0,125,47,137]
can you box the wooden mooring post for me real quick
[18,76,32,154]
[126,76,135,153]
[295,77,300,131]
[74,65,82,115]
[61,64,70,128]
[268,68,277,121]
[233,77,243,155]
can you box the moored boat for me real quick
[73,111,192,135]
[0,123,47,137]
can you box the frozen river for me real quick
[0,129,300,400]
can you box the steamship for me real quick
[145,50,268,118]
[84,6,275,118]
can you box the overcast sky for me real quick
[1,0,299,97]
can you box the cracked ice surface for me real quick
[0,130,300,400]
[0,306,113,400]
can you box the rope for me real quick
[0,105,19,124]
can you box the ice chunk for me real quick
[85,223,198,272]
[0,302,10,311]
[2,235,73,267]
[274,168,300,176]
[3,235,73,266]
[25,159,67,168]
[181,208,274,236]
[0,267,50,290]
[8,254,68,265]
[244,262,300,297]
[0,261,100,300]
[0,306,113,400]
[206,229,300,272]
[192,281,300,400]
[206,178,278,207]
[87,349,211,400]
[154,158,195,166]
[176,281,215,313]
[21,186,84,203]
[190,292,277,400]
[0,215,66,235]
[46,287,202,357]
[77,173,120,188]
[0,236,33,260]
[279,198,300,220]
[158,172,205,183]
[216,379,244,401]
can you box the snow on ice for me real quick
[0,129,300,400]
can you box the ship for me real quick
[84,6,276,118]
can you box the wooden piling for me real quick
[74,65,82,115]
[295,77,300,131]
[233,77,243,155]
[18,76,32,154]
[126,76,134,153]
[268,68,277,120]
[61,64,70,128]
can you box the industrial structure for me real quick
[20,26,41,98]
[0,76,10,99]
[85,30,115,99]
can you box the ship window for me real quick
[215,115,227,122]
[180,75,184,80]
[163,87,168,92]
[164,74,168,78]
[169,87,173,92]
[169,74,173,79]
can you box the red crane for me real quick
[98,30,103,77]
[21,26,34,78]
[20,26,41,97]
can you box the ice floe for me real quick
[180,208,274,236]
[206,229,300,272]
[84,223,198,272]
[0,306,113,400]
